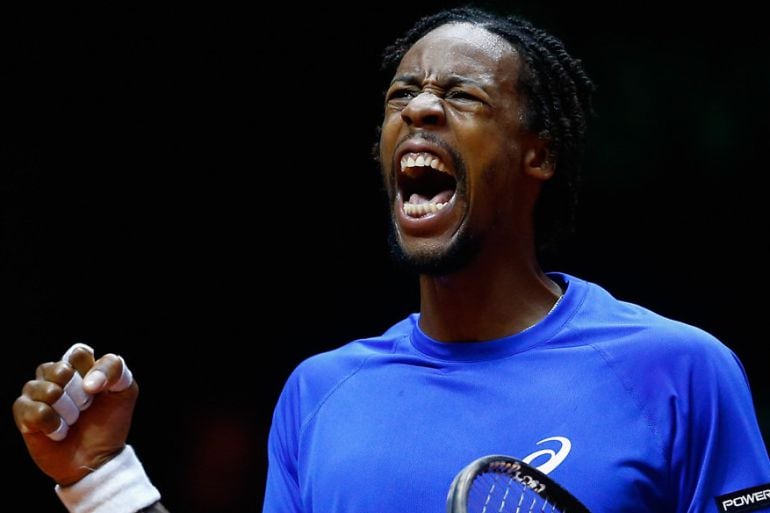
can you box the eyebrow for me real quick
[389,73,485,89]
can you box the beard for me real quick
[379,132,482,276]
[387,219,482,277]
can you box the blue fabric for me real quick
[263,273,770,513]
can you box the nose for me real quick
[401,91,446,127]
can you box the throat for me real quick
[418,271,564,342]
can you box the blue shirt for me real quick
[264,273,770,512]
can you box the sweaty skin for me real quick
[379,23,562,342]
[12,346,137,486]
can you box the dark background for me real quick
[3,2,768,511]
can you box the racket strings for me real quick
[468,471,564,513]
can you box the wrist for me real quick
[57,447,125,487]
[55,445,161,513]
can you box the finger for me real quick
[63,342,95,376]
[83,353,133,394]
[22,379,63,404]
[46,419,69,441]
[19,344,98,443]
[34,360,92,413]
[35,361,75,387]
[109,356,133,392]
[22,373,80,426]
[52,393,79,426]
[25,366,79,440]
[22,378,81,426]
[13,395,63,436]
[64,371,93,411]
[61,343,96,411]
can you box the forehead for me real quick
[396,22,520,84]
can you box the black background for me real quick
[3,2,768,511]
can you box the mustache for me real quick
[377,131,467,205]
[392,132,466,188]
[394,132,460,168]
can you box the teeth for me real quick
[399,152,449,174]
[403,201,447,216]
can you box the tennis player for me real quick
[14,6,770,513]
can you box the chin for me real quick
[387,224,482,277]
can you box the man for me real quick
[13,6,770,513]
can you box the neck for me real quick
[417,244,562,342]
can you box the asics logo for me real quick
[521,436,571,475]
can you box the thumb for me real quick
[83,354,134,394]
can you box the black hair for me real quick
[379,5,596,254]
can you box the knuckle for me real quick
[13,384,64,432]
[42,381,63,401]
[49,362,75,384]
[31,401,55,423]
[21,379,62,402]
[12,395,27,416]
[35,361,55,377]
[21,380,36,399]
[20,379,38,396]
[69,346,95,366]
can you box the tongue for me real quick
[407,190,453,205]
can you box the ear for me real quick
[523,136,554,181]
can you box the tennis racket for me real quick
[446,454,591,513]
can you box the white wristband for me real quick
[55,445,160,513]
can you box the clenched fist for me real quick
[13,343,138,486]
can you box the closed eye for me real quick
[446,90,481,102]
[386,87,418,102]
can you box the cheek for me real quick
[463,133,517,182]
[378,115,402,167]
[463,129,522,206]
[378,115,401,190]
[379,113,400,150]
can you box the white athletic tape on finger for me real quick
[108,356,133,392]
[64,371,93,411]
[46,342,96,442]
[62,342,94,363]
[52,391,80,426]
[47,418,69,442]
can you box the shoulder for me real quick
[559,273,748,387]
[295,315,415,377]
[268,314,417,448]
[562,274,728,347]
[554,277,770,506]
[277,314,417,410]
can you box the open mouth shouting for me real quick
[399,152,455,216]
[393,140,464,239]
